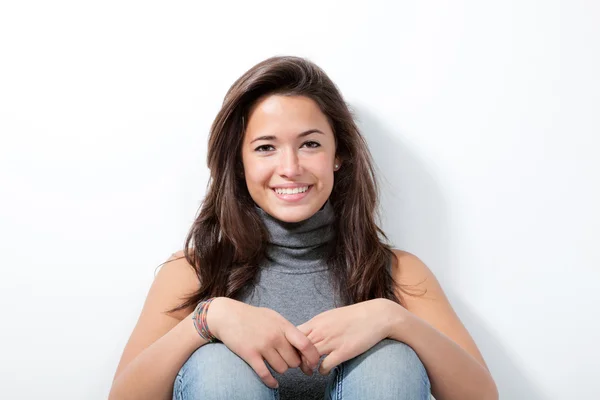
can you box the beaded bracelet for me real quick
[192,297,219,343]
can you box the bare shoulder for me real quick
[112,250,200,381]
[152,250,200,320]
[391,248,455,308]
[390,249,489,368]
[390,249,441,299]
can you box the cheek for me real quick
[244,161,272,188]
[310,155,334,185]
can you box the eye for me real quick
[254,144,275,152]
[302,141,321,149]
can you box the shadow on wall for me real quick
[353,105,546,400]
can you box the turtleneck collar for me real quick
[254,200,335,274]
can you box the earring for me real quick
[334,164,339,169]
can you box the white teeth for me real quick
[274,186,309,195]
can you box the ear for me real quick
[334,157,342,171]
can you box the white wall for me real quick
[1,1,598,399]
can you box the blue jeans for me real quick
[173,339,431,400]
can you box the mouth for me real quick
[271,185,313,202]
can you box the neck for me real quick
[255,200,335,274]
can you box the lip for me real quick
[270,183,313,189]
[271,185,313,202]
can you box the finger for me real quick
[319,350,342,376]
[263,347,289,374]
[296,323,312,336]
[314,339,333,356]
[275,341,302,369]
[246,355,279,389]
[306,329,323,344]
[297,323,325,345]
[284,326,320,368]
[299,354,314,376]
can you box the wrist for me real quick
[206,296,229,340]
[182,312,207,348]
[380,299,410,341]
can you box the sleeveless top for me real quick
[235,200,340,399]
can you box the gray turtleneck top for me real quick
[235,200,340,400]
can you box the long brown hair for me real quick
[166,55,409,314]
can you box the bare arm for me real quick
[108,252,205,400]
[387,250,498,400]
[109,251,322,399]
[109,312,208,400]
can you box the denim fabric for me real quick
[173,339,430,400]
[172,342,279,400]
[324,339,431,400]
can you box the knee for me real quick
[173,343,275,400]
[364,339,428,380]
[338,339,430,399]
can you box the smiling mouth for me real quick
[272,185,313,195]
[270,185,314,201]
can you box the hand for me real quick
[206,297,321,389]
[296,298,402,375]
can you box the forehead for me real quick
[244,95,332,139]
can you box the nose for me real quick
[278,148,303,178]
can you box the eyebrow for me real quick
[250,129,324,144]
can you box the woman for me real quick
[109,56,498,400]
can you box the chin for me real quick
[266,203,320,223]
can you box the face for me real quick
[241,95,341,223]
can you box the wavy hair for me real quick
[166,55,410,314]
